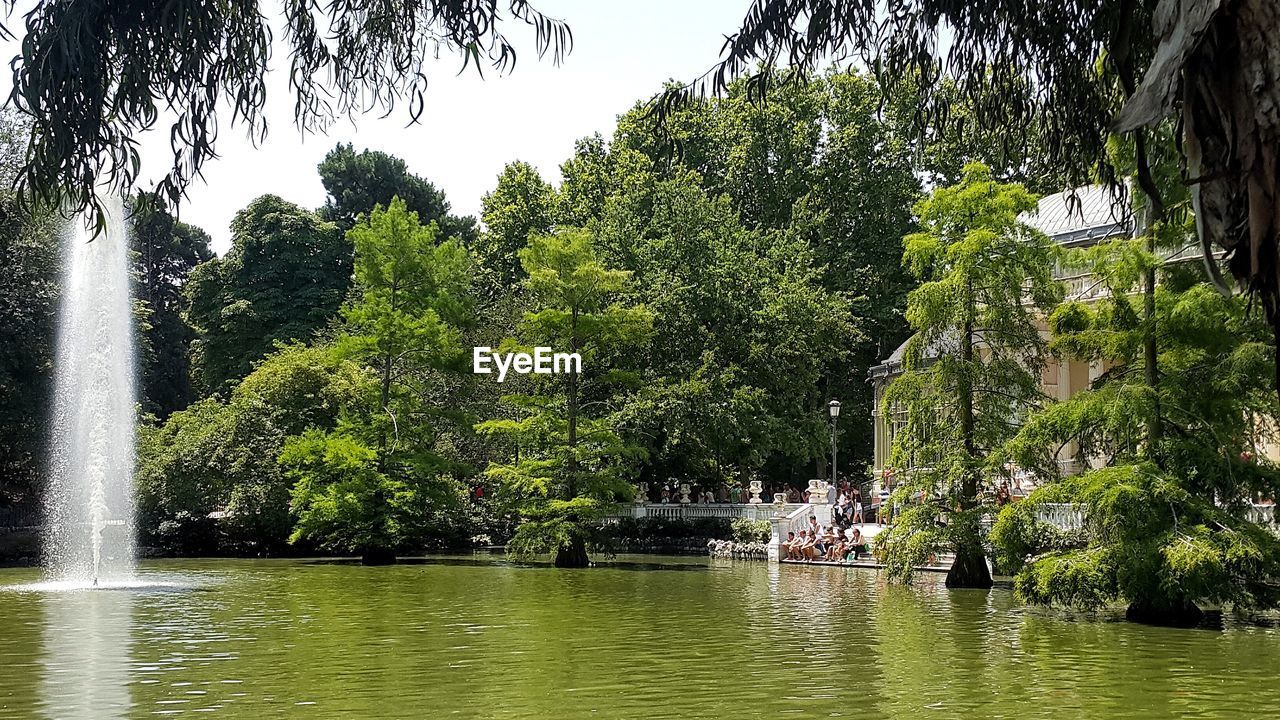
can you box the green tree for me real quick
[317,143,478,242]
[186,195,347,393]
[878,163,1062,588]
[477,228,653,567]
[130,192,214,417]
[991,226,1280,624]
[588,160,858,487]
[0,108,59,506]
[475,161,557,292]
[136,344,369,555]
[612,69,915,476]
[284,198,473,564]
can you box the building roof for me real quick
[1022,185,1132,247]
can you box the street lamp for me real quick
[827,399,841,486]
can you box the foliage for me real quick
[5,0,571,227]
[317,143,477,242]
[612,70,914,474]
[282,426,466,561]
[730,517,772,544]
[186,195,347,394]
[130,192,213,417]
[474,161,557,293]
[655,0,1154,202]
[0,108,59,506]
[876,164,1062,586]
[477,228,652,566]
[662,1,1280,393]
[991,208,1280,617]
[285,198,474,561]
[136,344,369,554]
[993,465,1280,615]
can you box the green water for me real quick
[1,555,1278,719]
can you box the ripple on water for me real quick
[0,556,1278,720]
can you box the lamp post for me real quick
[827,399,841,487]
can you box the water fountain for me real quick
[42,196,137,585]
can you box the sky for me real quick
[1,1,753,254]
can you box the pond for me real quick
[1,555,1278,719]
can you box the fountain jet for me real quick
[43,196,137,584]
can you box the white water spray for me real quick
[43,196,137,584]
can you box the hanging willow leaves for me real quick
[2,1,572,225]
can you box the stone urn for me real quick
[808,478,830,504]
[635,482,649,504]
[773,493,788,516]
[748,480,763,504]
[678,483,692,504]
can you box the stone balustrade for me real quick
[605,502,802,522]
[1034,503,1086,531]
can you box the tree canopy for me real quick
[186,195,347,393]
[317,143,478,243]
[657,0,1280,372]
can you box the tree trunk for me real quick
[377,279,398,468]
[946,530,993,589]
[553,535,590,568]
[1141,207,1162,452]
[947,305,993,589]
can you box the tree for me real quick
[136,344,370,555]
[4,1,571,226]
[476,228,653,567]
[317,143,478,243]
[186,195,348,393]
[991,224,1280,625]
[599,70,911,475]
[662,0,1280,391]
[284,198,473,564]
[475,161,557,292]
[586,158,859,487]
[877,164,1062,589]
[130,192,213,417]
[0,108,59,506]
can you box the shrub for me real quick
[730,518,771,543]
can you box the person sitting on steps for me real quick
[783,531,800,560]
[846,526,867,561]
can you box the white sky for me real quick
[0,1,751,254]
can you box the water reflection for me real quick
[39,589,134,719]
[0,557,1278,719]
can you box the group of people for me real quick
[782,515,869,563]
